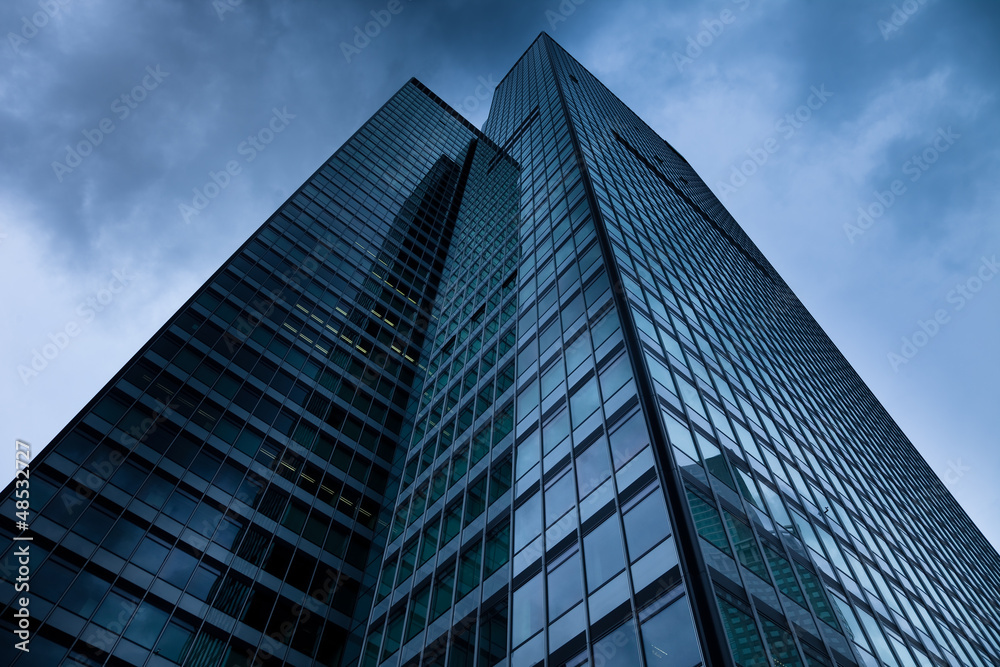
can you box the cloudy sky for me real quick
[2,0,998,550]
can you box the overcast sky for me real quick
[2,0,997,551]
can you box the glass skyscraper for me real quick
[3,33,999,667]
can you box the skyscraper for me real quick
[2,32,998,667]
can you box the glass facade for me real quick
[506,34,1000,667]
[0,79,516,666]
[3,32,999,667]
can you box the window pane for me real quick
[716,596,768,667]
[576,438,611,498]
[431,564,455,621]
[609,411,649,470]
[760,616,804,667]
[593,619,641,667]
[584,514,625,590]
[119,597,161,645]
[160,548,197,589]
[457,542,482,599]
[569,376,600,428]
[545,472,576,527]
[133,536,170,574]
[795,563,841,631]
[764,546,807,608]
[514,493,542,551]
[484,525,510,577]
[641,598,702,666]
[156,621,193,662]
[512,572,545,645]
[64,571,110,617]
[406,586,430,641]
[685,487,731,555]
[623,490,669,561]
[547,551,583,620]
[723,511,769,581]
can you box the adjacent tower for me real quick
[0,78,518,666]
[3,33,999,667]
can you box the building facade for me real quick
[3,33,1000,667]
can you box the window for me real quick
[514,492,542,552]
[575,437,611,498]
[187,564,220,601]
[723,511,769,581]
[163,490,197,523]
[456,541,482,599]
[156,621,194,663]
[431,563,455,620]
[685,486,731,555]
[584,513,625,590]
[376,560,396,602]
[545,471,576,527]
[484,525,510,577]
[609,410,648,469]
[640,598,702,666]
[441,501,462,546]
[123,600,170,649]
[160,548,197,589]
[763,546,807,607]
[592,619,642,667]
[397,539,419,584]
[489,457,512,504]
[623,490,670,561]
[547,550,583,620]
[133,535,171,574]
[420,517,440,566]
[760,616,805,667]
[512,572,544,645]
[464,475,488,526]
[569,376,600,428]
[406,585,430,641]
[93,590,137,630]
[63,570,111,618]
[795,562,841,631]
[716,595,768,667]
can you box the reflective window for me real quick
[723,511,769,581]
[623,489,669,561]
[512,572,545,645]
[592,619,642,667]
[584,513,625,590]
[760,616,804,667]
[515,492,542,552]
[123,600,170,649]
[547,550,583,620]
[545,470,576,527]
[685,487,731,555]
[640,598,702,666]
[575,438,611,498]
[716,596,768,667]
